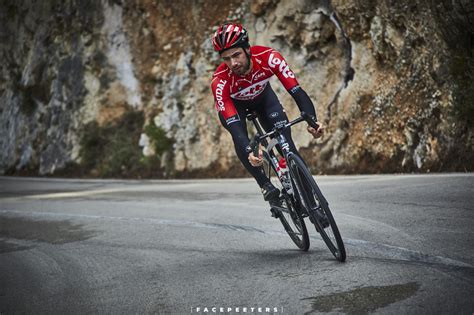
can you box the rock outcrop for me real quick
[1,0,472,177]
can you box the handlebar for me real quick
[245,112,318,154]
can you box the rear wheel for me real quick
[264,157,310,251]
[288,154,346,262]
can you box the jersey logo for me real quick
[253,71,266,81]
[215,79,227,111]
[231,78,270,100]
[268,53,295,79]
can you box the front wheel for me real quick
[288,154,346,262]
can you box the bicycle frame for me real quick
[246,112,307,197]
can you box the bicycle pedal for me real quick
[321,217,329,228]
[270,208,280,219]
[315,218,329,232]
[318,214,330,229]
[314,208,329,227]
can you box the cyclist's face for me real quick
[221,47,251,76]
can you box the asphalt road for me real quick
[0,174,473,314]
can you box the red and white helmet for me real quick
[212,23,250,53]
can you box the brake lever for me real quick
[301,111,319,129]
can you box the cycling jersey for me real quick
[211,46,304,121]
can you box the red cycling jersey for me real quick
[211,46,300,120]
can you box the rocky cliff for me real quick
[1,0,473,177]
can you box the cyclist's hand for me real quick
[307,122,324,139]
[248,147,263,167]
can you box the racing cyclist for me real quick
[210,23,324,205]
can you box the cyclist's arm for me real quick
[289,85,317,121]
[267,50,317,121]
[211,76,239,124]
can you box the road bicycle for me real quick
[246,111,346,262]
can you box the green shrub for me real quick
[78,110,175,178]
[79,110,146,177]
[144,123,173,156]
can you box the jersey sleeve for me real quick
[266,50,299,91]
[262,48,317,119]
[211,76,237,120]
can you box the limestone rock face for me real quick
[1,0,472,176]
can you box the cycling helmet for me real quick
[212,23,250,53]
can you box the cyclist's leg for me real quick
[218,109,269,188]
[255,86,299,155]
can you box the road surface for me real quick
[0,174,473,314]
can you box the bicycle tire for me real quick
[288,154,346,262]
[264,158,310,251]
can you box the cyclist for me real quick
[210,23,324,204]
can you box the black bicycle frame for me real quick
[246,112,308,196]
